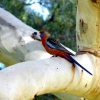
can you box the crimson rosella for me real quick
[31,30,92,75]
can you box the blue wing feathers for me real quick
[47,41,56,49]
[66,55,92,75]
[47,37,75,56]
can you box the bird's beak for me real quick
[31,32,41,41]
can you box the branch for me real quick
[0,54,95,100]
[0,7,51,66]
[0,4,98,100]
[0,8,82,100]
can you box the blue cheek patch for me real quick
[40,33,45,38]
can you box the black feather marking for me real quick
[47,37,75,55]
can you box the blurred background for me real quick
[0,0,76,99]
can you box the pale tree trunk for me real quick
[0,0,99,100]
[76,0,100,56]
[0,8,51,66]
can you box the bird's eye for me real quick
[34,32,37,35]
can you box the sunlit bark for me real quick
[0,55,94,100]
[0,8,81,100]
[0,0,100,99]
[0,8,51,66]
[76,0,100,57]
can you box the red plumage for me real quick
[39,30,74,62]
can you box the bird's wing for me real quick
[47,37,75,56]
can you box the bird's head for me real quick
[31,30,51,41]
[40,30,51,38]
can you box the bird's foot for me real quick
[51,55,58,57]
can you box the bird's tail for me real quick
[66,55,92,75]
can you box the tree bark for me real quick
[0,8,51,66]
[0,8,81,100]
[0,55,94,100]
[76,0,100,57]
[0,0,100,99]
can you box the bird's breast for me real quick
[45,44,66,56]
[41,36,68,56]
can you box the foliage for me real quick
[0,0,76,51]
[0,0,76,99]
[44,0,77,51]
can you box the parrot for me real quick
[31,30,92,75]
